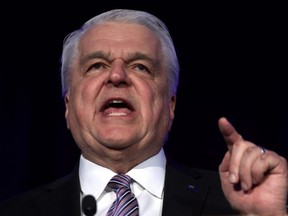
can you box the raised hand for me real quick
[218,117,288,215]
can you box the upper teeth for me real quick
[110,100,123,104]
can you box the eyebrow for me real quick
[80,51,110,66]
[80,51,161,70]
[125,52,161,70]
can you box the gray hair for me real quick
[61,9,180,97]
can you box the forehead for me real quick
[83,21,157,39]
[79,22,161,54]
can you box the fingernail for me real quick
[241,182,248,191]
[229,173,236,183]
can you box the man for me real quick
[0,9,287,216]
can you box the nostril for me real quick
[105,80,129,87]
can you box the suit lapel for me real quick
[162,160,212,216]
[35,166,81,216]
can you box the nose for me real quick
[105,61,131,86]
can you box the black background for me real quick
[1,2,287,201]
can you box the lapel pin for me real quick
[188,184,199,192]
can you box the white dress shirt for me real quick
[79,148,166,216]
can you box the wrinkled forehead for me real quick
[81,21,160,45]
[78,22,164,61]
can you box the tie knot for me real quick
[108,174,131,192]
[106,174,139,216]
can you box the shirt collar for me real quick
[79,155,115,200]
[127,149,166,198]
[79,148,166,199]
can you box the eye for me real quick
[134,64,151,74]
[86,62,106,73]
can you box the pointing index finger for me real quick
[218,117,243,151]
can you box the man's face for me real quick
[65,22,176,164]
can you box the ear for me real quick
[169,94,176,129]
[170,94,176,112]
[64,95,70,129]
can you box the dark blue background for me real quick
[1,2,287,202]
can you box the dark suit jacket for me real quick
[0,160,237,216]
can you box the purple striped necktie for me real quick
[106,174,139,216]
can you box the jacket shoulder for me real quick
[0,168,80,216]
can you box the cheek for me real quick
[68,77,103,119]
[154,82,171,106]
[147,85,171,118]
[138,81,160,108]
[73,76,103,101]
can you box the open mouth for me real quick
[100,98,135,116]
